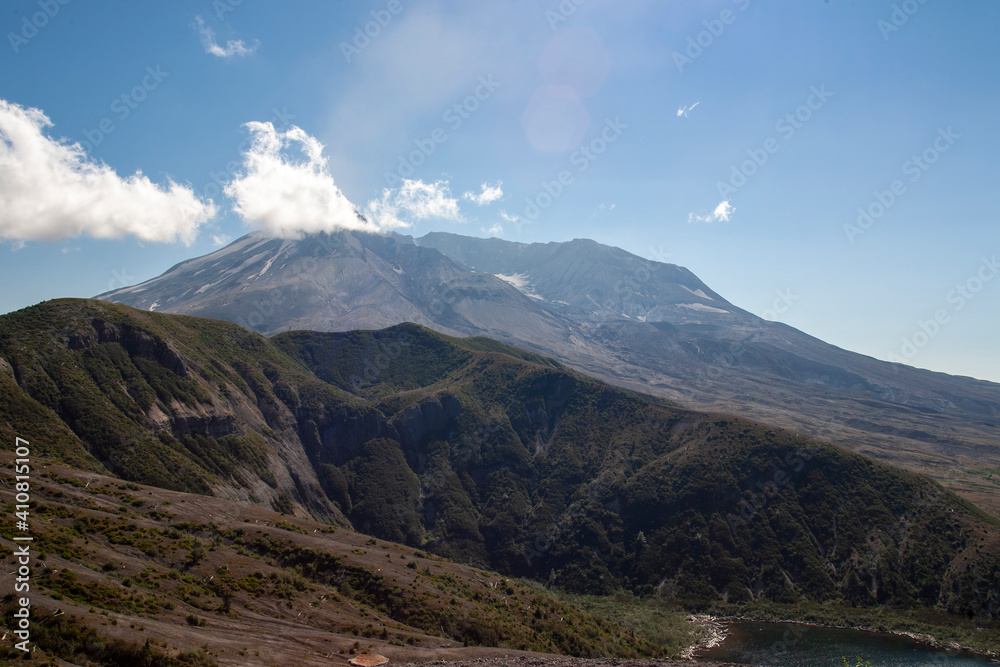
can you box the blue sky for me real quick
[1,0,998,382]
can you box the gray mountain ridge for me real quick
[98,229,1000,514]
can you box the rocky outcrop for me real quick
[68,319,190,377]
[170,413,237,438]
[0,355,13,381]
[315,407,397,466]
[391,393,463,454]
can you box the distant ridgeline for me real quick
[2,299,998,618]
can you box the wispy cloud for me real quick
[688,200,734,224]
[592,201,616,217]
[212,234,231,247]
[195,16,258,59]
[499,210,519,224]
[0,99,216,244]
[366,179,462,229]
[481,224,503,236]
[463,180,503,206]
[676,101,700,118]
[224,122,379,238]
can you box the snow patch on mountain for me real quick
[681,285,713,300]
[256,241,293,279]
[679,303,729,314]
[495,273,545,300]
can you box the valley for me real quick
[1,299,998,666]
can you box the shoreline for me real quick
[681,614,1000,663]
[681,614,730,660]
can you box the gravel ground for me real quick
[392,657,756,667]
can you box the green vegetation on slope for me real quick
[2,299,998,631]
[274,325,1000,620]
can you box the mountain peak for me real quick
[97,230,1000,516]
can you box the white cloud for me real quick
[227,122,466,238]
[713,200,734,221]
[212,234,231,247]
[195,16,258,59]
[499,209,519,224]
[688,200,734,224]
[463,180,503,206]
[676,101,700,118]
[481,224,503,236]
[365,179,462,229]
[0,99,216,244]
[224,121,380,238]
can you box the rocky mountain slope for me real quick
[97,232,1000,515]
[2,299,999,622]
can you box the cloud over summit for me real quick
[224,121,378,238]
[225,123,468,238]
[0,98,495,246]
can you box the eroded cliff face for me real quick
[0,354,15,380]
[391,393,463,460]
[0,302,362,522]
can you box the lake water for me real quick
[697,620,998,666]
